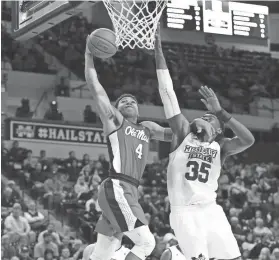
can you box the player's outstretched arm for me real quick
[84,37,122,134]
[221,118,255,157]
[154,26,190,142]
[141,121,173,142]
[199,86,255,160]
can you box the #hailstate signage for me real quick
[9,119,106,146]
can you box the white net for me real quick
[102,0,167,50]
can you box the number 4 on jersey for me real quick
[136,144,142,159]
[135,144,143,159]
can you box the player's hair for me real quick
[115,94,138,109]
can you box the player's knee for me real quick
[90,234,120,260]
[144,232,156,255]
[131,229,155,258]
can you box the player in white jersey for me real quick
[154,28,255,260]
[83,242,130,260]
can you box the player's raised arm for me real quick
[84,37,122,134]
[154,27,190,142]
[199,86,255,162]
[140,121,173,142]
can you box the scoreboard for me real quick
[163,0,269,39]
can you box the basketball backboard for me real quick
[12,1,96,41]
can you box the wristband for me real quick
[215,109,232,123]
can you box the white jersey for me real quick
[168,246,186,260]
[82,244,130,260]
[167,133,221,206]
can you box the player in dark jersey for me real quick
[85,37,172,260]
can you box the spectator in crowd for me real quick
[41,248,56,260]
[11,257,20,260]
[43,171,65,210]
[44,101,64,121]
[19,245,33,260]
[253,218,272,238]
[2,141,9,169]
[85,189,101,213]
[238,201,254,223]
[38,223,61,246]
[272,248,279,260]
[83,105,97,124]
[60,246,73,260]
[30,162,50,199]
[81,154,90,168]
[242,232,256,253]
[273,186,279,208]
[37,150,49,172]
[230,176,247,208]
[230,216,246,245]
[8,141,27,163]
[247,184,262,208]
[88,170,101,189]
[7,180,20,199]
[90,161,104,182]
[34,232,59,259]
[23,150,37,170]
[16,98,33,118]
[1,234,17,260]
[66,159,81,182]
[55,77,70,97]
[65,151,77,167]
[259,247,271,260]
[24,201,46,231]
[4,203,36,245]
[258,177,272,201]
[98,154,109,177]
[74,175,89,199]
[2,187,17,216]
[140,194,158,215]
[271,220,279,240]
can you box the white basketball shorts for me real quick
[170,202,241,260]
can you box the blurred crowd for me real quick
[1,140,109,260]
[2,4,279,117]
[2,140,279,260]
[1,25,51,74]
[35,15,279,115]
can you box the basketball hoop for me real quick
[102,0,167,50]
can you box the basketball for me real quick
[87,28,117,59]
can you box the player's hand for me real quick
[193,118,215,140]
[199,86,222,113]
